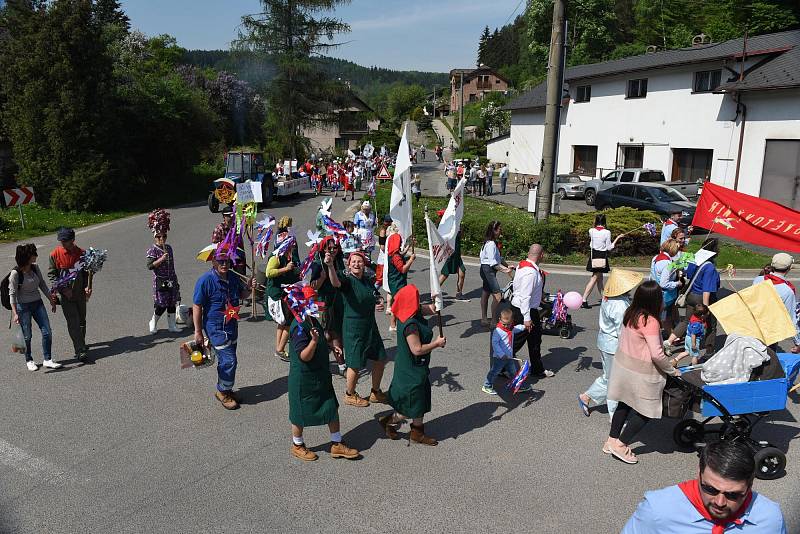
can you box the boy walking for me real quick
[483,308,532,395]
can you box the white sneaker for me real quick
[148,313,159,334]
[42,359,62,369]
[26,361,38,371]
[540,369,555,378]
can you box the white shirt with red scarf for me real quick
[753,271,800,343]
[511,259,544,322]
[589,226,614,252]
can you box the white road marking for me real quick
[0,438,65,483]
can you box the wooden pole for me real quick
[87,271,93,291]
[436,310,443,337]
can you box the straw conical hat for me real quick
[604,268,644,297]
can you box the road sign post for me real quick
[4,186,36,229]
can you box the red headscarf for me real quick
[391,284,420,323]
[678,479,753,534]
[386,233,402,256]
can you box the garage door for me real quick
[760,140,800,210]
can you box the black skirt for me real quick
[586,249,610,273]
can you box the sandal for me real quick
[578,395,590,417]
[602,442,612,455]
[609,445,638,464]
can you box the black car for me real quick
[595,183,695,225]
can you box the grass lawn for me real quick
[554,243,771,270]
[0,163,219,243]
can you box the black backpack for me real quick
[1,268,20,311]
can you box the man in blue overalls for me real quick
[192,245,255,410]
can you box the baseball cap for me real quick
[771,252,794,271]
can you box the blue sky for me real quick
[120,0,525,72]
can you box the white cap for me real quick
[361,200,371,208]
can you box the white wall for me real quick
[507,61,800,194]
[487,136,510,164]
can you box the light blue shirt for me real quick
[491,324,525,359]
[661,221,678,245]
[621,484,786,534]
[597,296,629,354]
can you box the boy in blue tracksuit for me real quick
[482,308,532,395]
[193,246,255,410]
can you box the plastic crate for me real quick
[700,352,800,417]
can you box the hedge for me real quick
[372,185,662,260]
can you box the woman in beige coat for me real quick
[604,280,681,464]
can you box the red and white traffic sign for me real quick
[3,187,35,207]
[376,164,391,181]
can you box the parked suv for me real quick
[583,168,701,206]
[595,182,695,225]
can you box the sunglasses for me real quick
[155,235,166,239]
[699,479,749,501]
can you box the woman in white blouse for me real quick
[479,221,514,326]
[582,214,624,308]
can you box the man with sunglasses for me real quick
[622,440,785,533]
[193,245,256,410]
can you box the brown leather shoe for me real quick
[291,443,318,461]
[215,390,239,410]
[330,441,359,459]
[369,388,388,404]
[344,391,369,407]
[410,423,438,446]
[378,414,399,440]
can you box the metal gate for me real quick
[760,140,800,210]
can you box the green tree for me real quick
[384,83,427,126]
[478,25,491,64]
[238,0,351,159]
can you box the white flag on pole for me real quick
[425,212,449,311]
[389,124,413,245]
[438,177,466,244]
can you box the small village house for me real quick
[450,65,509,113]
[303,91,380,155]
[504,29,800,209]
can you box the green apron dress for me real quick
[313,255,345,337]
[387,252,408,295]
[388,313,433,419]
[441,231,465,276]
[339,271,386,369]
[288,317,339,427]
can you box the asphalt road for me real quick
[0,181,798,533]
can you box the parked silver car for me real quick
[555,174,585,199]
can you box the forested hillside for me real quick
[478,0,800,90]
[182,49,449,115]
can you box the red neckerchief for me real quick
[689,314,706,327]
[517,259,548,277]
[594,226,605,231]
[665,218,677,226]
[678,479,752,534]
[495,321,514,346]
[655,252,671,263]
[764,273,796,293]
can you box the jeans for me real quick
[500,176,507,194]
[215,342,238,392]
[16,300,52,362]
[584,351,618,416]
[484,357,519,388]
[486,176,493,195]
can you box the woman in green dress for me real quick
[379,284,447,446]
[438,228,466,300]
[308,236,346,375]
[386,230,416,332]
[328,250,388,408]
[265,227,300,362]
[286,284,359,462]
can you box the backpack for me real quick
[1,268,20,311]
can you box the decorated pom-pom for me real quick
[80,248,108,274]
[147,209,171,234]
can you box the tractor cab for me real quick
[208,151,275,212]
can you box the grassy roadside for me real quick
[0,163,219,243]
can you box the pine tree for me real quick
[478,25,491,65]
[238,0,351,159]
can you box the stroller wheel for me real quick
[754,447,786,480]
[673,419,704,451]
[559,327,571,339]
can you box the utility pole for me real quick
[459,72,464,144]
[432,85,436,119]
[537,0,567,220]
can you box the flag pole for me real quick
[249,223,257,320]
[425,204,444,337]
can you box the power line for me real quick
[503,0,526,27]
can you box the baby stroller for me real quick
[668,352,800,480]
[499,282,575,339]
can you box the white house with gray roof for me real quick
[503,29,800,209]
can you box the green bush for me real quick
[555,207,661,257]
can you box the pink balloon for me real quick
[563,291,583,310]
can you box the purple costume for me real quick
[146,244,180,307]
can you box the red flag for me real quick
[692,182,800,252]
